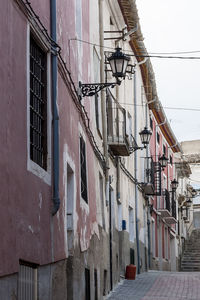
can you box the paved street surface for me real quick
[107,271,200,300]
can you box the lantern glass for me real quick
[186,198,192,207]
[108,48,130,79]
[171,179,178,190]
[139,127,152,146]
[159,154,168,169]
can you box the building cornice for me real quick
[118,0,181,152]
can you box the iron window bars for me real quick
[30,36,47,169]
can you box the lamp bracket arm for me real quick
[78,81,117,99]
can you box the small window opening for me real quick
[156,132,160,144]
[85,268,91,300]
[94,269,98,300]
[80,136,88,203]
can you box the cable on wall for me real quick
[15,0,107,171]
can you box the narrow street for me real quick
[107,271,200,300]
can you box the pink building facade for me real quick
[149,110,180,270]
[0,0,183,299]
[0,0,104,299]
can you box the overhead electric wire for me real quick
[149,50,200,55]
[70,38,200,60]
[117,102,200,112]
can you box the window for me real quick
[150,117,153,130]
[130,248,135,265]
[103,270,107,296]
[18,261,37,300]
[170,155,173,165]
[163,145,166,155]
[94,269,98,300]
[125,111,132,145]
[80,136,88,203]
[66,163,75,254]
[85,268,91,300]
[165,227,168,259]
[99,173,105,229]
[156,132,160,144]
[30,36,47,169]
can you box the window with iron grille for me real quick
[80,136,88,203]
[30,36,47,169]
[18,261,37,300]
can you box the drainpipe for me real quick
[99,0,112,290]
[134,72,140,274]
[50,0,60,215]
[145,99,151,269]
[109,179,113,290]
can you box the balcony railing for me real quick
[172,200,176,219]
[143,161,161,196]
[107,93,133,156]
[157,189,177,224]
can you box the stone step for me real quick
[181,262,200,266]
[183,252,200,255]
[184,250,200,252]
[181,266,200,272]
[181,229,200,272]
[183,253,200,256]
[185,247,200,249]
[181,259,200,265]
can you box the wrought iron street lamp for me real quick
[171,179,179,191]
[186,198,192,207]
[107,47,130,81]
[139,127,152,147]
[159,154,168,170]
[132,127,152,151]
[79,47,131,99]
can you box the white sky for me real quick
[136,0,200,142]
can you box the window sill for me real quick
[27,159,51,185]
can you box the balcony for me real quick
[143,161,161,196]
[157,189,177,224]
[107,93,133,156]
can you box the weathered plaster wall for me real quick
[0,0,53,276]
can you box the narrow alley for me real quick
[107,271,200,300]
[2,0,200,299]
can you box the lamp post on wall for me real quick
[78,47,132,99]
[171,179,179,191]
[139,127,152,148]
[107,47,130,82]
[132,127,152,152]
[158,154,169,170]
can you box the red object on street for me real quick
[125,264,136,280]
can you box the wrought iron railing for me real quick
[164,189,171,212]
[172,200,176,219]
